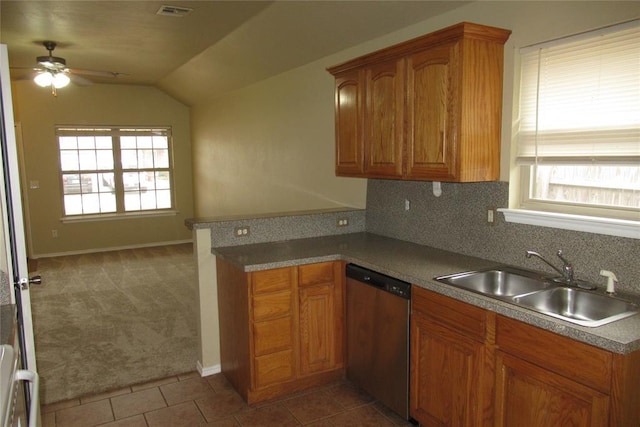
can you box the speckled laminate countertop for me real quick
[1,304,16,346]
[213,232,640,355]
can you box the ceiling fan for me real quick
[19,41,125,96]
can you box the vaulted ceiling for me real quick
[0,1,469,105]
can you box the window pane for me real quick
[64,194,83,215]
[60,151,79,171]
[78,150,97,170]
[99,193,117,212]
[80,174,96,194]
[156,189,171,209]
[59,136,77,150]
[123,172,141,191]
[533,165,640,209]
[98,173,114,192]
[140,191,157,210]
[156,171,170,189]
[124,191,141,211]
[62,174,92,194]
[96,149,114,170]
[137,136,153,149]
[154,149,169,168]
[77,136,95,149]
[95,136,112,149]
[138,149,154,168]
[121,136,137,149]
[152,136,168,149]
[121,150,138,169]
[81,193,100,214]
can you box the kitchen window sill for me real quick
[498,209,639,240]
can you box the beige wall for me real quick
[190,0,638,218]
[12,82,194,257]
[191,62,367,217]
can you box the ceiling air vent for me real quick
[156,5,193,17]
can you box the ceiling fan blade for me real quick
[67,73,92,86]
[68,68,126,78]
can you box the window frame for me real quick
[56,126,176,220]
[505,20,640,239]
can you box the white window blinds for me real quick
[517,20,640,165]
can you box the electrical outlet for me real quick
[234,226,250,237]
[487,207,497,226]
[52,229,58,238]
[336,218,349,227]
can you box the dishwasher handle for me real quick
[346,264,411,299]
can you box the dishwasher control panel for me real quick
[346,264,411,300]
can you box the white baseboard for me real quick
[197,361,222,377]
[31,239,193,259]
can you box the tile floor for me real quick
[41,372,414,427]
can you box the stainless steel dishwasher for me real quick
[346,263,411,420]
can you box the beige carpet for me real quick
[29,243,199,404]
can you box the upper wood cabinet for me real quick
[334,70,364,175]
[328,22,511,182]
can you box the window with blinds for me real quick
[57,126,174,217]
[516,20,639,220]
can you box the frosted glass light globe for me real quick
[34,71,53,87]
[52,73,70,88]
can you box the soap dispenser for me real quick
[599,270,618,295]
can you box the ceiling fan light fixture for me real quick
[34,70,70,90]
[36,55,66,70]
[52,72,70,88]
[34,71,53,87]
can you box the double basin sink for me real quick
[436,266,639,327]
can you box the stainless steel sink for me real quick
[513,287,640,327]
[436,267,550,298]
[436,266,640,327]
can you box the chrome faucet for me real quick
[526,250,574,284]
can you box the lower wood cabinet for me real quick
[410,287,495,427]
[411,286,640,426]
[495,351,609,426]
[495,315,640,427]
[216,259,344,403]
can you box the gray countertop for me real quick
[1,304,16,346]
[213,232,640,355]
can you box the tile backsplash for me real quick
[366,179,640,294]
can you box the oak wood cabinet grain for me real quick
[410,286,495,426]
[328,22,511,182]
[216,259,345,403]
[495,315,640,427]
[411,287,640,426]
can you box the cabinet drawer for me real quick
[299,262,336,287]
[253,316,293,356]
[252,267,293,294]
[496,316,612,393]
[255,350,295,388]
[253,291,292,322]
[412,286,487,342]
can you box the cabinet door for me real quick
[406,42,458,180]
[495,351,610,427]
[334,70,365,176]
[410,313,485,427]
[364,58,405,177]
[299,284,336,375]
